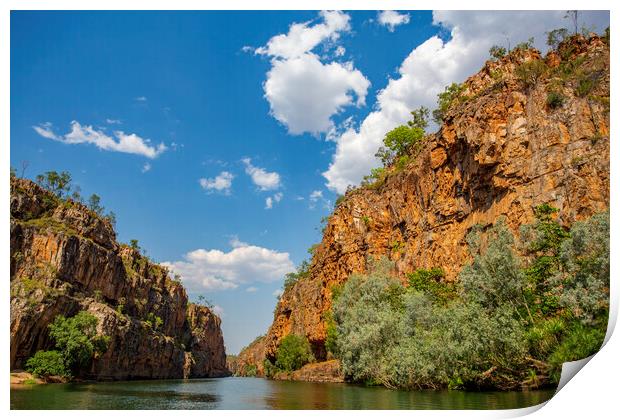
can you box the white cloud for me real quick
[141,163,151,173]
[265,192,283,210]
[242,158,281,191]
[309,189,331,210]
[334,46,346,57]
[33,121,167,159]
[162,240,295,292]
[199,171,234,195]
[255,10,350,59]
[246,286,258,293]
[135,96,148,102]
[273,288,283,298]
[212,305,224,317]
[323,10,610,193]
[256,11,370,135]
[378,11,411,32]
[106,118,122,124]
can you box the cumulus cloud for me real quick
[256,11,370,135]
[323,10,610,193]
[33,121,167,159]
[242,158,281,190]
[377,11,411,32]
[199,171,234,195]
[162,239,295,292]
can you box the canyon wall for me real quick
[236,34,610,372]
[10,178,229,380]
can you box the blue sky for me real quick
[10,10,609,354]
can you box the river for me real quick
[11,377,555,409]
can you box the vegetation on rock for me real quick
[26,311,110,379]
[329,209,608,390]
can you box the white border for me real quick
[2,1,617,419]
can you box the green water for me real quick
[11,377,555,410]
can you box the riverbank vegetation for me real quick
[25,312,109,380]
[327,207,608,390]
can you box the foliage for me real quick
[283,260,310,292]
[88,194,105,215]
[575,73,598,97]
[25,350,70,378]
[129,239,141,251]
[26,311,109,378]
[553,212,609,325]
[489,45,507,60]
[275,334,314,372]
[361,167,388,189]
[330,209,609,390]
[333,257,526,389]
[515,60,548,88]
[546,28,569,49]
[35,171,72,198]
[460,219,533,322]
[245,364,258,377]
[407,268,456,304]
[376,107,428,166]
[514,37,535,51]
[432,83,465,124]
[546,91,565,109]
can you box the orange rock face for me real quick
[10,178,229,380]
[254,35,610,363]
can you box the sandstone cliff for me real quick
[235,34,610,373]
[10,178,229,380]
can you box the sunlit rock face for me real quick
[251,35,609,366]
[10,178,229,380]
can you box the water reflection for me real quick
[11,377,556,410]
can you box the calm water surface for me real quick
[11,377,555,410]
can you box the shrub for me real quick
[514,37,535,51]
[459,219,533,321]
[546,91,566,109]
[575,74,598,97]
[361,167,388,189]
[432,83,465,124]
[515,60,548,88]
[489,45,507,60]
[283,260,310,292]
[25,350,70,378]
[407,268,456,304]
[554,212,609,325]
[275,334,314,372]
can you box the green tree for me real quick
[88,194,105,215]
[26,311,109,378]
[489,45,507,60]
[35,171,72,198]
[432,83,465,124]
[376,107,428,166]
[546,28,569,49]
[275,334,314,372]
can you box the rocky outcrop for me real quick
[228,335,267,377]
[10,178,229,380]
[273,360,344,383]
[249,35,610,365]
